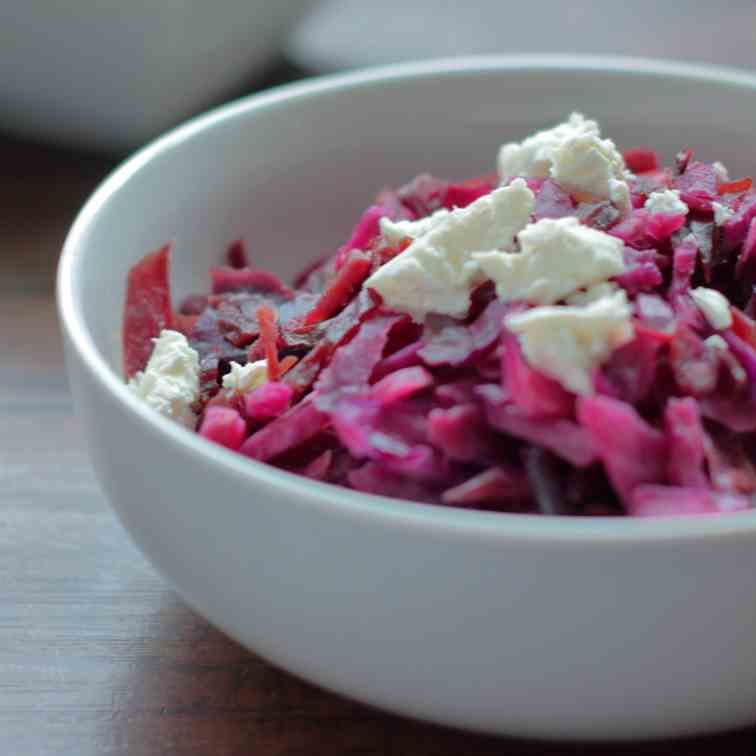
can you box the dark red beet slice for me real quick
[225,239,249,269]
[123,243,172,378]
[623,148,659,174]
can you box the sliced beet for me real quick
[123,243,173,378]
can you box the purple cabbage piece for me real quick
[239,400,327,462]
[348,462,439,504]
[595,330,662,405]
[721,191,756,251]
[703,429,756,494]
[501,331,574,418]
[608,209,650,248]
[419,299,511,367]
[314,313,405,410]
[372,340,423,381]
[199,406,246,451]
[442,466,530,506]
[535,179,575,220]
[614,248,664,295]
[334,203,401,269]
[700,396,756,433]
[673,161,718,212]
[297,449,333,480]
[244,381,293,422]
[427,403,492,463]
[434,378,480,407]
[371,366,434,405]
[635,294,675,333]
[209,267,293,297]
[577,395,666,505]
[479,384,596,467]
[664,398,708,488]
[646,212,687,241]
[736,218,756,278]
[329,393,446,482]
[669,240,705,330]
[615,263,663,296]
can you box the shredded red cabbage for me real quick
[123,148,756,517]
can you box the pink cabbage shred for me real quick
[124,153,756,517]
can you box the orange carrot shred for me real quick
[256,305,281,381]
[718,177,752,195]
[278,355,298,375]
[302,252,372,326]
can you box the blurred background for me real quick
[2,0,755,152]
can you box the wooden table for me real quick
[3,124,756,756]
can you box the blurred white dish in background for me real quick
[288,0,756,72]
[0,0,314,150]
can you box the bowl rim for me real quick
[58,53,756,544]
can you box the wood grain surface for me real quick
[2,125,756,755]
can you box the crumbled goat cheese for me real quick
[644,189,689,216]
[222,359,268,394]
[498,112,630,209]
[365,178,535,320]
[380,208,450,246]
[505,290,634,396]
[690,287,733,330]
[474,217,625,306]
[128,330,200,429]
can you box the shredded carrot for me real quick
[719,177,752,195]
[278,355,298,375]
[302,251,372,326]
[256,305,281,381]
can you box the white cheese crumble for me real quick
[505,290,634,396]
[690,287,733,330]
[222,359,268,394]
[712,161,730,182]
[498,112,630,209]
[365,178,535,321]
[474,217,626,306]
[644,189,688,216]
[704,334,729,351]
[712,201,735,226]
[128,330,200,429]
[379,208,450,246]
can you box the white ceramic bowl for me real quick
[0,0,314,150]
[58,56,756,741]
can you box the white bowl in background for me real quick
[58,56,756,740]
[0,0,314,150]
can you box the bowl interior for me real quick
[66,57,756,376]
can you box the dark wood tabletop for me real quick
[3,110,756,756]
